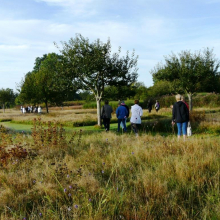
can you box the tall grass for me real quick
[1,118,220,219]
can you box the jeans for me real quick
[176,122,188,136]
[120,118,127,129]
[118,119,126,132]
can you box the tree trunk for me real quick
[187,93,193,111]
[45,100,49,113]
[96,98,101,126]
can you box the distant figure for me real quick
[147,99,153,113]
[20,106,23,113]
[155,100,160,112]
[120,101,129,130]
[130,100,143,136]
[22,107,26,114]
[38,106,42,114]
[101,100,113,132]
[172,94,189,140]
[116,102,128,133]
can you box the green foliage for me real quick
[151,48,220,110]
[147,80,175,97]
[57,34,138,125]
[0,88,16,110]
[18,53,77,112]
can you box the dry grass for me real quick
[1,118,220,219]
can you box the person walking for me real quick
[130,100,143,136]
[147,99,153,113]
[116,102,128,133]
[155,100,160,112]
[172,94,189,140]
[120,101,129,130]
[101,100,113,132]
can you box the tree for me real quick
[57,34,138,125]
[151,48,220,110]
[0,88,16,112]
[18,53,76,113]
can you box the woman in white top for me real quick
[130,100,143,136]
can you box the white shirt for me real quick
[130,104,143,124]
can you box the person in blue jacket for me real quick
[116,102,128,133]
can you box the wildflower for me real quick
[39,213,42,216]
[68,193,71,197]
[67,207,71,211]
[67,174,70,178]
[102,162,105,165]
[102,170,104,174]
[132,152,134,155]
[74,205,78,209]
[89,198,92,202]
[69,185,72,189]
[23,218,26,220]
[33,180,36,184]
[64,188,67,192]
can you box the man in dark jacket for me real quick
[172,94,189,140]
[101,100,113,132]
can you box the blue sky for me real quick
[1,0,220,92]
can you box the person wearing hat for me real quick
[120,101,129,130]
[116,101,128,133]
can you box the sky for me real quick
[1,0,220,92]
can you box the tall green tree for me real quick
[57,34,138,125]
[18,53,76,113]
[151,48,220,110]
[0,88,16,112]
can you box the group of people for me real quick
[20,105,42,114]
[101,100,143,136]
[101,96,190,139]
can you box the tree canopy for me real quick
[57,34,138,125]
[18,53,76,113]
[0,88,16,112]
[151,48,220,110]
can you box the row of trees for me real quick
[18,34,138,125]
[16,34,220,124]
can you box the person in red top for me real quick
[181,96,189,110]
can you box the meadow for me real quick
[1,106,220,219]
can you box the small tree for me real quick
[57,34,138,125]
[151,48,220,110]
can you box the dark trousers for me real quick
[117,119,126,132]
[131,123,140,134]
[103,118,110,131]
